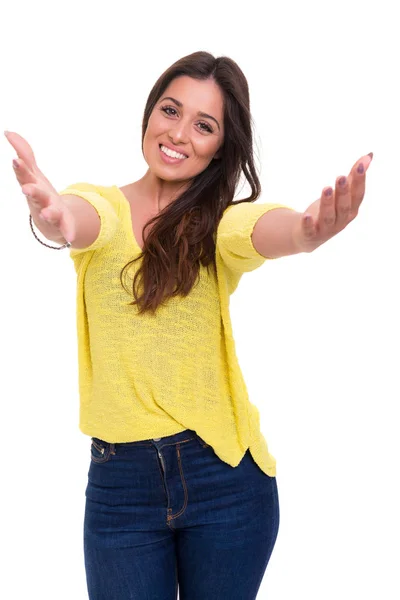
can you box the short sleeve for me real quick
[59,182,120,256]
[217,201,294,273]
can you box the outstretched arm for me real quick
[251,152,373,259]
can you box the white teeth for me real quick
[160,145,187,160]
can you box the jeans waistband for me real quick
[92,429,203,450]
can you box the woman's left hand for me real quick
[293,152,374,253]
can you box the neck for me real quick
[134,168,190,212]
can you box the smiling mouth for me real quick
[159,144,188,160]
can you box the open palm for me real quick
[294,152,373,252]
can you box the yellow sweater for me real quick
[59,182,290,477]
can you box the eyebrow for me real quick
[159,96,221,131]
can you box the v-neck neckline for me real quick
[113,185,143,254]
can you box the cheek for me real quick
[143,119,161,153]
[194,137,220,160]
[145,112,165,138]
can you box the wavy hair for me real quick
[120,51,261,315]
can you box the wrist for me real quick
[29,214,70,249]
[30,212,60,242]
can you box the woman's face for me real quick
[142,75,224,183]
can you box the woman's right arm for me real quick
[57,194,100,249]
[5,131,101,248]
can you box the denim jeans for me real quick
[84,428,280,599]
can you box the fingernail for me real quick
[368,152,373,159]
[357,163,365,174]
[13,159,19,169]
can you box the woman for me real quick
[6,50,372,600]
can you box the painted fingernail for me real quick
[368,152,373,159]
[338,176,347,186]
[357,163,365,174]
[13,159,19,169]
[325,188,333,196]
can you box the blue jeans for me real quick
[84,428,280,599]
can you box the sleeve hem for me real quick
[217,202,294,273]
[59,185,119,255]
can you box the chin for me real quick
[152,166,189,183]
[146,156,192,182]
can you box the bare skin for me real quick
[5,131,76,243]
[4,76,225,247]
[118,75,225,247]
[5,74,373,256]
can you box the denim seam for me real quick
[90,442,112,464]
[168,443,189,521]
[153,448,175,530]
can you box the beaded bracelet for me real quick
[29,214,71,250]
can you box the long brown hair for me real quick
[120,51,261,315]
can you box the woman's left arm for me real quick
[251,153,373,259]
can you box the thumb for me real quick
[302,213,315,239]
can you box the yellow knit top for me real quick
[59,182,290,477]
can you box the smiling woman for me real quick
[139,74,225,196]
[117,58,275,317]
[55,51,294,599]
[7,45,375,598]
[6,50,305,600]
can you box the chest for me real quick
[119,186,158,251]
[131,206,158,252]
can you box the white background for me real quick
[1,0,399,598]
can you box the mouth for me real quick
[159,144,188,164]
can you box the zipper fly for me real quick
[158,450,166,474]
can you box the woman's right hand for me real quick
[5,131,76,244]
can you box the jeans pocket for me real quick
[90,438,112,464]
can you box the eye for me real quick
[197,121,213,133]
[161,105,178,117]
[160,106,213,134]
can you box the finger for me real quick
[12,158,36,186]
[40,205,55,220]
[334,175,352,227]
[5,131,38,171]
[21,184,51,212]
[7,131,59,196]
[40,205,60,224]
[349,153,373,214]
[22,186,74,242]
[302,214,315,239]
[42,203,75,244]
[318,186,336,236]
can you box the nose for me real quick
[168,119,190,146]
